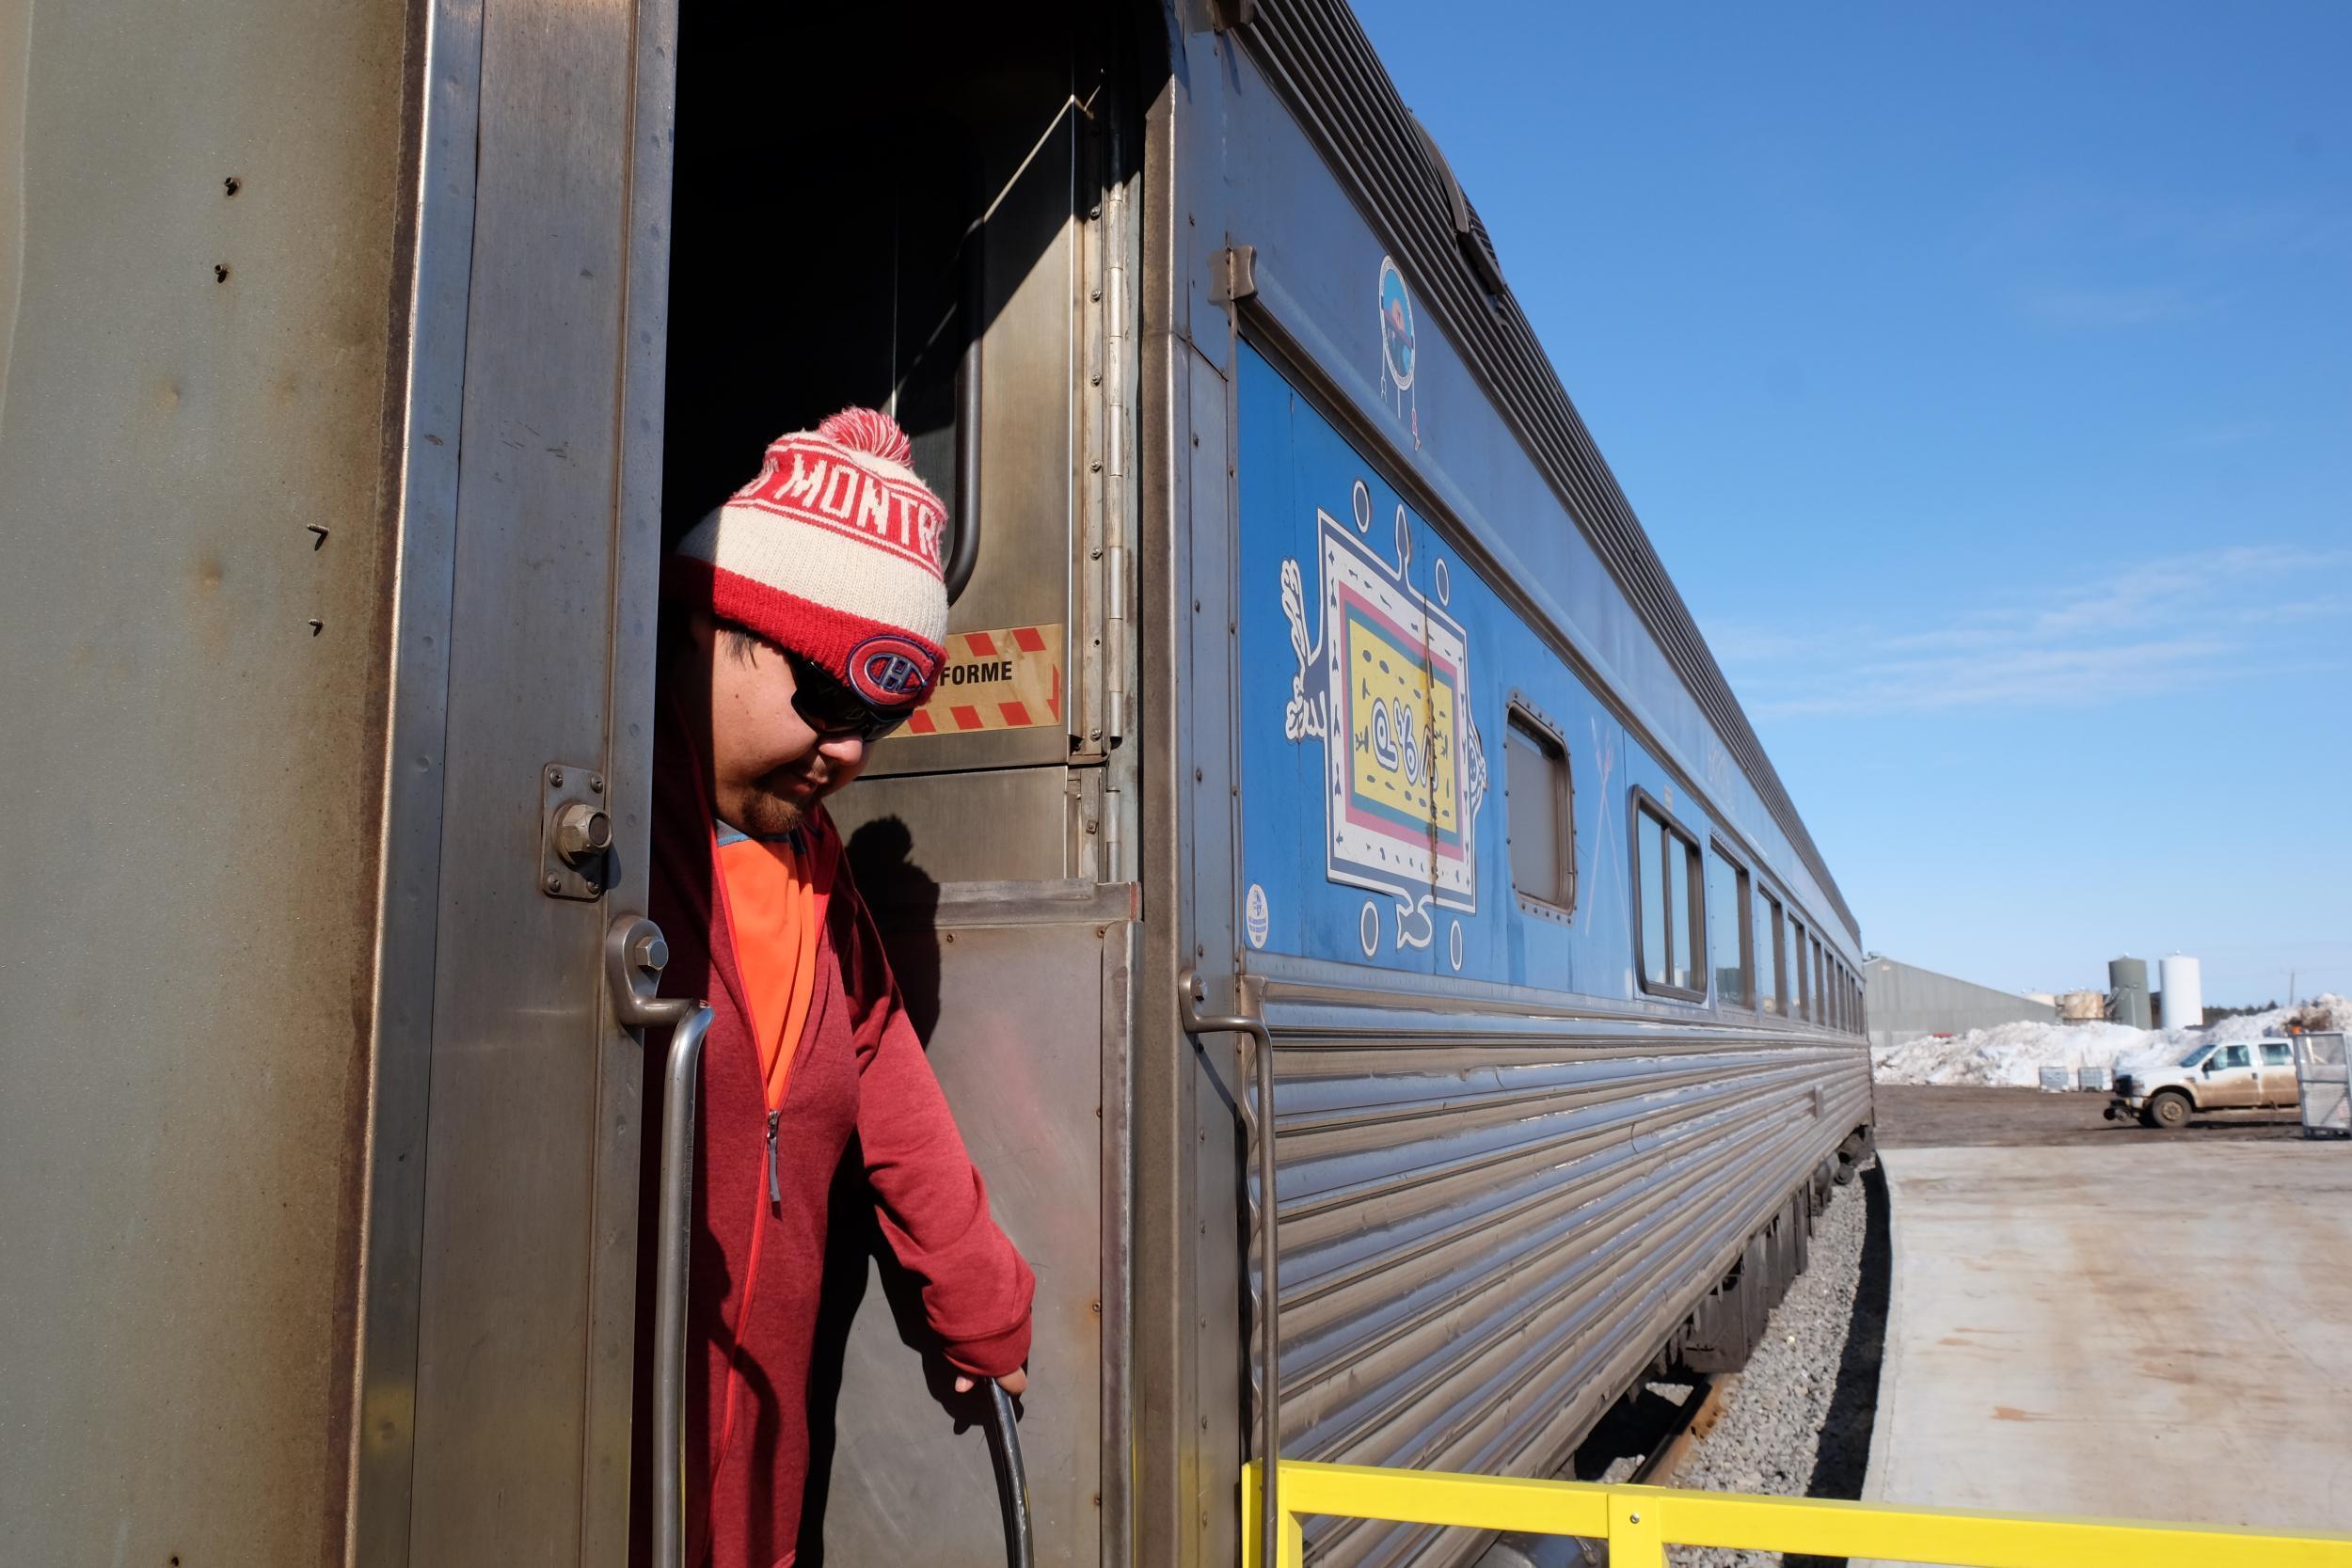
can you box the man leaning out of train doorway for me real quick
[641,406,1035,1568]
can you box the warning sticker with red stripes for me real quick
[904,624,1065,736]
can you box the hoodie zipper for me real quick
[765,1108,782,1206]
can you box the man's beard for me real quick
[732,763,837,839]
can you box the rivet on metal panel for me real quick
[548,766,565,788]
[589,773,605,794]
[545,875,564,895]
[945,932,956,943]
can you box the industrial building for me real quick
[1863,956,2058,1053]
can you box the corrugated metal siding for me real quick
[1251,1008,1871,1568]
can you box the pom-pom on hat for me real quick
[667,408,948,712]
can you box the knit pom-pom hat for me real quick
[666,408,947,711]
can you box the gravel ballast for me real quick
[1667,1168,1887,1567]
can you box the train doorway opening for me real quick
[651,7,1149,1568]
[663,0,1104,560]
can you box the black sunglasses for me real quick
[785,652,911,743]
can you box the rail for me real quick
[1178,970,1279,1568]
[1241,1460,2352,1568]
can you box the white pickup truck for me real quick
[2106,1038,2301,1129]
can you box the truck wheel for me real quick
[2143,1090,2191,1131]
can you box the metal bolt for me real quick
[588,773,604,793]
[1629,1513,1641,1525]
[554,801,612,863]
[548,766,564,788]
[631,929,670,973]
[581,878,603,895]
[544,874,564,895]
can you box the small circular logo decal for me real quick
[1378,258,1416,391]
[1245,883,1270,950]
[846,635,936,708]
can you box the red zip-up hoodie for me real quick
[637,705,1035,1567]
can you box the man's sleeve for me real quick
[839,877,1036,1379]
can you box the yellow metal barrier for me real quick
[1242,1460,2352,1568]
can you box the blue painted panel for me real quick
[1237,343,1724,1004]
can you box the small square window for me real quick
[1503,704,1575,916]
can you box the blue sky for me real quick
[1352,0,2351,1007]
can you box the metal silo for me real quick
[2109,956,2152,1029]
[2162,954,2205,1032]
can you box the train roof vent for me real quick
[1406,110,1509,308]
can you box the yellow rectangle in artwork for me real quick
[1343,608,1457,837]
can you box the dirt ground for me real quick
[1872,1082,2308,1148]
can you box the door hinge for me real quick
[1217,244,1257,307]
[1104,544,1129,744]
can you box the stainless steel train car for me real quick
[0,3,1869,1567]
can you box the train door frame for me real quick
[349,0,682,1563]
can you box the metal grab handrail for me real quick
[650,1003,712,1568]
[1241,1459,2352,1568]
[606,914,711,1568]
[979,1380,1035,1568]
[1178,971,1279,1568]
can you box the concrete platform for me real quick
[1867,1142,2352,1537]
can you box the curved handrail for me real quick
[980,1380,1035,1568]
[1178,970,1278,1568]
[650,1003,711,1568]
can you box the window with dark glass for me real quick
[1504,705,1575,914]
[1707,847,1752,1007]
[1632,791,1706,1000]
[1790,918,1810,1021]
[1755,886,1785,1016]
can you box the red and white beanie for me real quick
[666,408,947,711]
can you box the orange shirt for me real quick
[714,823,834,1111]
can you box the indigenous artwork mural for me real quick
[1235,340,1640,996]
[1278,480,1486,955]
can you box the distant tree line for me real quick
[2202,1001,2279,1024]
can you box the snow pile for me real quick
[1870,994,2352,1087]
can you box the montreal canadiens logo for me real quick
[847,635,937,708]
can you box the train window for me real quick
[1706,846,1751,1008]
[1755,885,1784,1016]
[1813,940,1828,1028]
[1789,918,1810,1020]
[1631,790,1706,1001]
[1504,704,1575,916]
